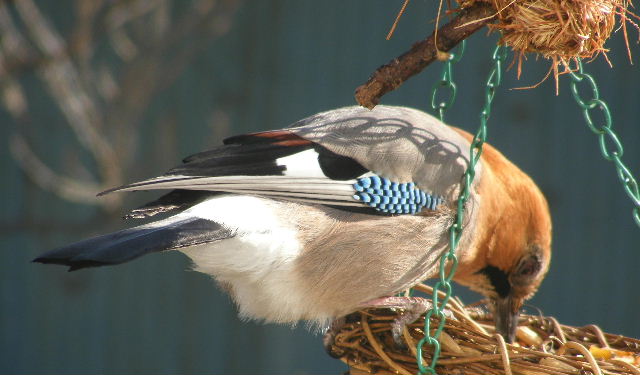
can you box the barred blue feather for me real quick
[352,175,444,214]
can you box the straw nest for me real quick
[329,284,640,375]
[459,0,634,62]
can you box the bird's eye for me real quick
[511,253,543,286]
[518,257,540,277]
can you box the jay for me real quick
[35,105,552,343]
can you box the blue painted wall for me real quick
[2,1,639,373]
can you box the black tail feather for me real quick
[33,217,234,271]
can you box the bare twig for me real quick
[103,0,239,167]
[0,53,27,117]
[0,5,40,76]
[14,0,122,189]
[156,0,240,91]
[1,0,240,210]
[355,2,496,109]
[10,134,106,206]
[386,0,411,40]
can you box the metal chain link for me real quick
[418,44,506,374]
[568,60,640,227]
[431,41,465,121]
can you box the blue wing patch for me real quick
[352,175,444,214]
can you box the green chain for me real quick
[398,41,465,304]
[431,41,465,121]
[568,60,640,228]
[418,44,506,375]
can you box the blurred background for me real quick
[1,0,639,373]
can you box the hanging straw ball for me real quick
[329,284,640,374]
[464,0,632,61]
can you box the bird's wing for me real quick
[288,105,479,200]
[103,131,374,210]
[104,105,477,218]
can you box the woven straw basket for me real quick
[329,284,640,375]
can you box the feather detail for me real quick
[101,107,467,216]
[102,176,357,194]
[33,216,234,271]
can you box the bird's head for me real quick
[452,130,552,343]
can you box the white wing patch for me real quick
[276,148,326,178]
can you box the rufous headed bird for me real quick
[34,105,552,343]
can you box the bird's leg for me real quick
[323,316,346,358]
[360,296,433,348]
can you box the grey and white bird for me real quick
[34,105,552,343]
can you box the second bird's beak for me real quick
[493,295,520,343]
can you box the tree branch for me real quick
[355,2,497,109]
[14,0,122,188]
[103,0,240,167]
[0,0,240,211]
[9,134,114,207]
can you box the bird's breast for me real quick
[175,193,469,326]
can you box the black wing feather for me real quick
[172,142,311,177]
[105,130,372,217]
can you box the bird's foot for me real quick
[360,296,433,348]
[323,317,346,358]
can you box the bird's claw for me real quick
[360,296,433,348]
[323,317,346,358]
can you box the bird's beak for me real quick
[493,295,520,343]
